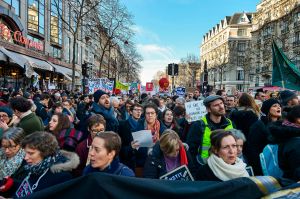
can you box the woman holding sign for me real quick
[143,130,196,179]
[195,129,249,181]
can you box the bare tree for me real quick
[92,0,134,77]
[52,0,100,92]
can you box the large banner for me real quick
[26,173,272,199]
[88,78,114,94]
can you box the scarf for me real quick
[128,116,139,132]
[207,154,249,181]
[145,119,160,143]
[282,119,300,129]
[91,102,119,128]
[0,149,25,180]
[24,151,65,176]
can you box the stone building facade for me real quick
[251,0,300,87]
[200,12,253,93]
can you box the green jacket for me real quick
[17,113,44,135]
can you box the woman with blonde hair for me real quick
[143,129,196,179]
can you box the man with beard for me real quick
[186,95,234,165]
[90,90,119,132]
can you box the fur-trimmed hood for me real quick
[50,150,80,173]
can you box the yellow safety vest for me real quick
[199,116,233,160]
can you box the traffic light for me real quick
[167,63,179,76]
[82,63,88,77]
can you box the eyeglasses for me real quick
[91,130,105,134]
[2,145,17,150]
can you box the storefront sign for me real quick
[0,24,44,51]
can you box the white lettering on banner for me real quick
[88,78,114,94]
[185,100,207,122]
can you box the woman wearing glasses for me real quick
[74,114,106,176]
[196,129,249,181]
[83,131,134,177]
[0,127,25,195]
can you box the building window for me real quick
[294,32,300,46]
[237,29,246,36]
[50,0,62,45]
[237,56,244,66]
[237,42,246,52]
[263,26,273,38]
[50,46,61,59]
[65,37,71,63]
[236,70,244,80]
[27,34,44,52]
[4,0,20,16]
[281,21,289,33]
[28,0,45,35]
[236,84,243,91]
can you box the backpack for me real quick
[259,144,283,178]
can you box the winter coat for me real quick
[186,114,234,165]
[229,107,259,139]
[73,135,92,177]
[83,157,135,177]
[143,142,196,179]
[195,164,222,182]
[90,102,119,132]
[269,121,300,182]
[17,112,44,136]
[12,150,79,198]
[247,116,273,175]
[34,101,49,125]
[55,128,83,152]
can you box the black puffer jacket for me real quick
[269,121,300,182]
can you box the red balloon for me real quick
[159,78,169,89]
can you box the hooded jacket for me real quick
[13,150,79,197]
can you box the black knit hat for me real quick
[93,90,109,103]
[279,90,297,106]
[261,98,281,115]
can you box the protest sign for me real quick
[175,87,186,97]
[185,100,207,122]
[159,165,194,181]
[132,130,154,148]
[88,78,114,94]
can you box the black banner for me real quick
[25,173,265,199]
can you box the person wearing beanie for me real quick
[90,90,118,132]
[0,106,14,139]
[279,90,299,119]
[247,98,282,175]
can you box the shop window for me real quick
[50,46,61,59]
[28,0,45,34]
[50,0,62,45]
[4,0,20,16]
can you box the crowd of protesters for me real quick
[0,87,300,197]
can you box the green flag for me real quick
[272,41,300,91]
[116,80,129,91]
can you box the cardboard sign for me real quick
[159,165,194,181]
[185,100,207,122]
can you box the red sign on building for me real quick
[145,82,154,91]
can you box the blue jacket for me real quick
[83,157,135,177]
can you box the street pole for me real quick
[172,63,175,96]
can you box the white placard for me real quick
[131,130,154,148]
[185,100,207,122]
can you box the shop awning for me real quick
[49,62,80,80]
[0,50,7,61]
[0,46,29,69]
[0,47,53,72]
